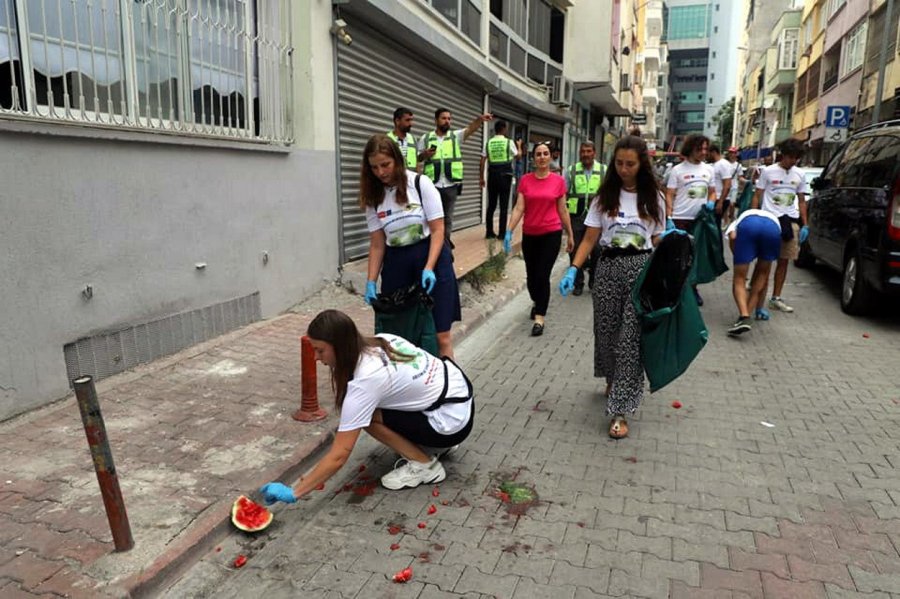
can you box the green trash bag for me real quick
[372,284,439,356]
[688,206,729,285]
[737,182,754,216]
[632,231,709,393]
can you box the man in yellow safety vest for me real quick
[386,107,417,169]
[479,119,519,239]
[566,141,606,295]
[417,107,493,245]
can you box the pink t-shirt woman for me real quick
[517,172,568,236]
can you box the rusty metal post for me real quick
[72,376,134,552]
[292,335,327,422]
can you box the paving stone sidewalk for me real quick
[162,258,900,599]
[0,241,528,598]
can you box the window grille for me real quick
[0,0,293,144]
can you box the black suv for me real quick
[799,120,900,315]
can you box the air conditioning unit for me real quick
[550,75,573,107]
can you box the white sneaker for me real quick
[381,458,446,490]
[769,297,794,313]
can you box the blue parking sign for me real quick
[826,106,851,128]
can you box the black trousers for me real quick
[522,230,563,317]
[570,216,600,290]
[485,170,513,237]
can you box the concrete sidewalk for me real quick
[0,227,526,598]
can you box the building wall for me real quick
[793,0,827,140]
[857,0,900,125]
[0,1,339,420]
[705,0,742,137]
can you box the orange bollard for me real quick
[293,335,328,422]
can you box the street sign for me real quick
[632,112,647,125]
[825,127,848,143]
[825,106,851,128]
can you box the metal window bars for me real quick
[0,0,292,144]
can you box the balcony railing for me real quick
[489,16,562,86]
[643,47,660,71]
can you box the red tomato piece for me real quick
[392,566,413,583]
[427,504,437,515]
[233,555,248,568]
[417,522,426,529]
[390,543,400,551]
[432,487,440,497]
[671,401,682,409]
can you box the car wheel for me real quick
[840,248,873,315]
[794,240,816,268]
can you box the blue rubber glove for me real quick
[259,482,297,505]
[666,218,675,231]
[705,201,715,211]
[364,281,378,305]
[559,266,578,296]
[421,269,436,294]
[799,225,809,244]
[503,230,513,254]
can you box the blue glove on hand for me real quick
[421,269,436,294]
[364,281,378,305]
[503,230,513,254]
[259,482,297,505]
[799,225,809,244]
[666,218,676,231]
[705,201,716,211]
[559,266,578,297]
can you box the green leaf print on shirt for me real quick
[687,185,708,199]
[388,224,426,247]
[773,192,796,207]
[388,337,425,371]
[611,232,647,249]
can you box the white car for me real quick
[799,166,823,200]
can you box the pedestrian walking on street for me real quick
[360,134,461,358]
[709,145,733,231]
[725,209,783,335]
[418,108,493,246]
[724,146,745,228]
[479,119,519,239]
[665,134,717,306]
[565,141,607,295]
[258,310,474,503]
[558,136,665,439]
[751,138,809,314]
[504,142,574,336]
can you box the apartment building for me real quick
[793,0,828,163]
[706,1,743,138]
[854,0,899,128]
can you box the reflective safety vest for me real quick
[486,135,513,165]
[386,130,418,169]
[567,162,606,216]
[423,131,463,183]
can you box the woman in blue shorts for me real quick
[725,209,782,336]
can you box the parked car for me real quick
[798,120,900,315]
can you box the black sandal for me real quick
[531,322,544,336]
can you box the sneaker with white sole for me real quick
[769,297,794,312]
[727,316,752,336]
[381,457,446,490]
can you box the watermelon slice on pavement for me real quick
[231,495,273,532]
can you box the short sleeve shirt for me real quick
[365,171,444,247]
[713,158,733,199]
[667,161,715,220]
[416,128,467,188]
[584,191,666,250]
[756,164,808,219]
[517,173,567,235]
[338,335,472,435]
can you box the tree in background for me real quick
[712,97,735,149]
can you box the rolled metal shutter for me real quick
[336,24,485,262]
[489,98,528,125]
[527,115,565,139]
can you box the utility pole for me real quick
[873,0,895,124]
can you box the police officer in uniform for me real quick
[479,119,519,239]
[566,141,606,295]
[418,108,493,245]
[386,107,417,169]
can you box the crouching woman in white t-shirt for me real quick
[258,310,474,504]
[558,136,665,440]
